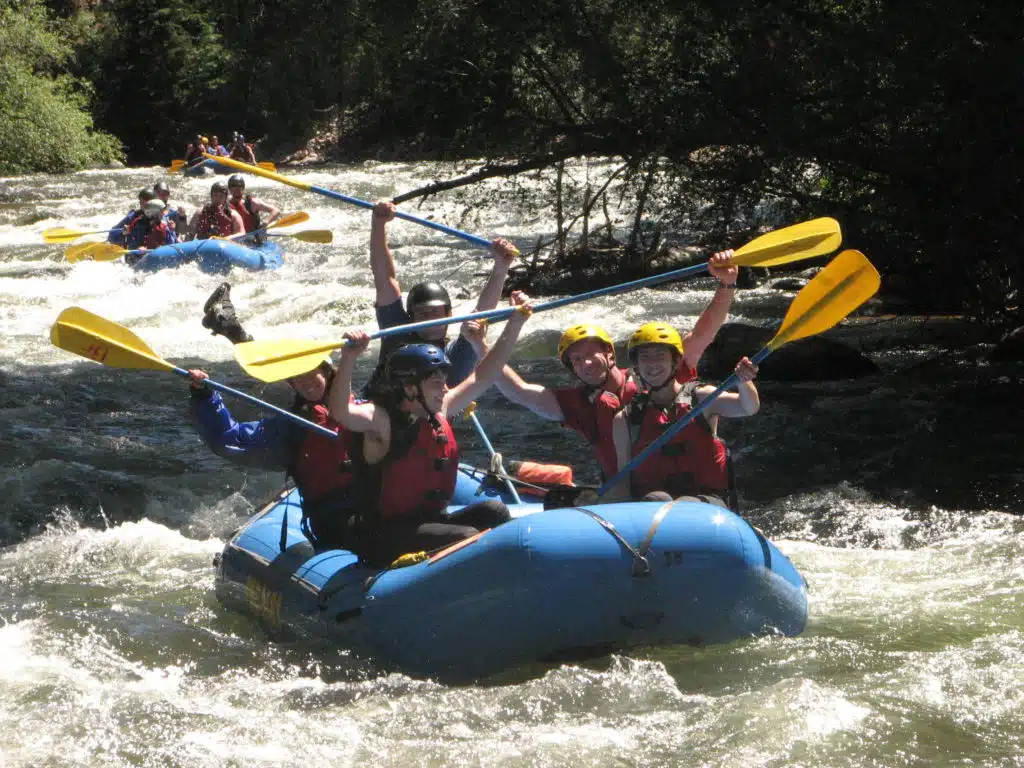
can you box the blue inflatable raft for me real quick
[214,466,808,682]
[182,158,232,177]
[130,238,283,274]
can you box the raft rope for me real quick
[569,507,651,577]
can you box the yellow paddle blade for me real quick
[65,242,126,263]
[50,307,173,372]
[202,153,313,192]
[257,162,277,172]
[168,159,187,172]
[732,217,842,268]
[269,211,309,229]
[235,338,343,382]
[769,249,880,350]
[44,227,103,243]
[284,229,333,243]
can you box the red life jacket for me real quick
[290,405,358,508]
[624,382,728,498]
[376,413,459,521]
[552,361,697,478]
[195,203,235,238]
[124,212,171,249]
[229,195,261,233]
[553,385,622,478]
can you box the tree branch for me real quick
[392,147,596,203]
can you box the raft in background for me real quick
[182,159,232,177]
[130,238,283,274]
[215,465,809,683]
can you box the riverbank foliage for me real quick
[8,0,1022,327]
[0,0,122,174]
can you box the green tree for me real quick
[0,0,121,175]
[84,0,231,163]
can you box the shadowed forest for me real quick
[2,0,1020,328]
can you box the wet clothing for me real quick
[554,387,622,479]
[354,408,510,567]
[229,195,265,244]
[553,361,697,479]
[184,143,205,163]
[107,210,177,250]
[361,298,478,399]
[193,203,235,239]
[351,499,510,568]
[374,414,459,522]
[208,144,229,156]
[621,382,728,499]
[189,388,362,549]
[229,195,261,233]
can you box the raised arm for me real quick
[472,238,518,311]
[681,250,738,369]
[253,197,280,226]
[370,201,402,306]
[494,366,565,421]
[443,293,534,416]
[327,331,391,441]
[699,357,760,418]
[461,319,564,421]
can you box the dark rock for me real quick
[735,266,766,289]
[990,326,1024,362]
[698,322,879,381]
[770,278,808,291]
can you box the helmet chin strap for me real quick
[634,353,678,395]
[404,380,440,428]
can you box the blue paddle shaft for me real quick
[359,260,712,346]
[468,411,521,504]
[597,346,771,497]
[309,185,492,249]
[171,366,339,439]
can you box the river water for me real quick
[0,164,1021,767]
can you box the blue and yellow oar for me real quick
[596,249,881,498]
[203,153,496,249]
[231,217,843,382]
[49,307,337,438]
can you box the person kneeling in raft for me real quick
[187,360,365,552]
[604,322,760,506]
[327,291,535,567]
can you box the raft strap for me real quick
[570,507,651,577]
[637,498,679,558]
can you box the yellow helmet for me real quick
[557,324,613,366]
[201,135,210,144]
[627,322,684,360]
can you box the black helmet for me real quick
[153,181,170,194]
[406,281,451,314]
[386,344,452,384]
[211,181,228,195]
[227,174,245,189]
[138,187,156,202]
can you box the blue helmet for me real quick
[386,344,451,383]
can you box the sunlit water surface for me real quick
[0,164,1021,767]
